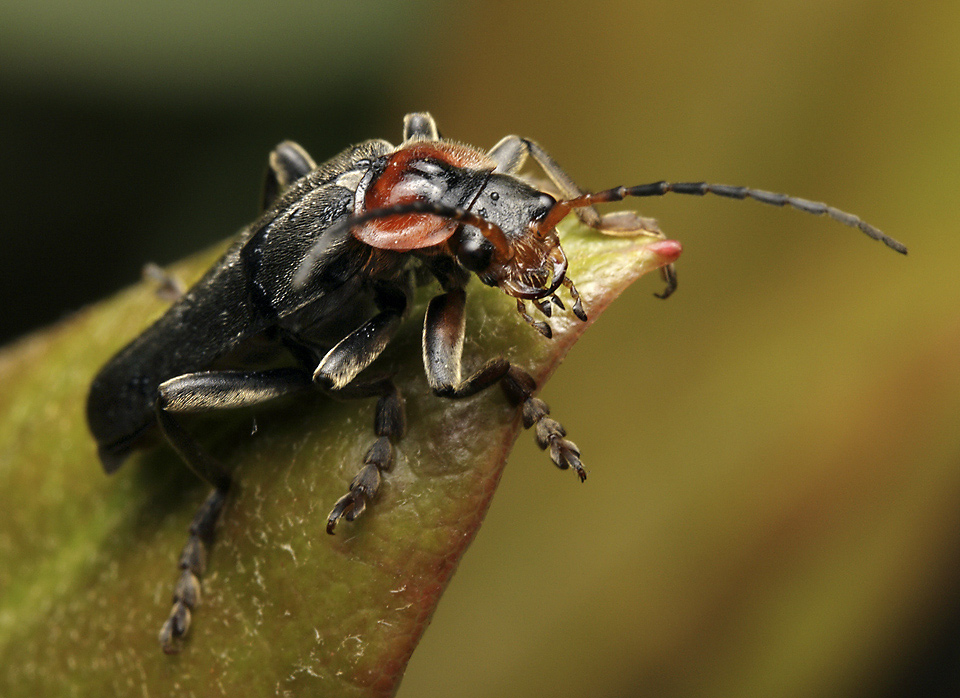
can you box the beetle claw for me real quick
[159,600,192,654]
[516,300,553,338]
[534,298,553,318]
[326,492,359,534]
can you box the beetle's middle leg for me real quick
[423,288,585,480]
[323,377,405,534]
[154,367,313,653]
[310,304,410,533]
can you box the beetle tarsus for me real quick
[594,210,663,237]
[327,450,387,533]
[327,385,403,534]
[159,486,226,653]
[534,298,553,318]
[502,367,587,481]
[654,263,678,299]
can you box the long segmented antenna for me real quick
[545,181,907,255]
[293,201,514,288]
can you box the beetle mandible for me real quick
[86,112,906,653]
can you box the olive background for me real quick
[2,2,958,697]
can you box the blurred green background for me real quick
[2,1,958,696]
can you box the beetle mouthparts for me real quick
[496,241,569,301]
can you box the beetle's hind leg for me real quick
[142,262,186,302]
[154,367,313,653]
[261,141,317,211]
[157,487,225,654]
[423,288,584,480]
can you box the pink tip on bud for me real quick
[646,239,683,265]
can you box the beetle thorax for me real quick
[354,143,495,252]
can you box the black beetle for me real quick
[86,112,906,653]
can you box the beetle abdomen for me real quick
[86,178,376,473]
[86,239,270,472]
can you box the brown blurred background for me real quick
[2,1,958,696]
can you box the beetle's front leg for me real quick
[423,289,585,480]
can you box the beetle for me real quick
[86,112,906,653]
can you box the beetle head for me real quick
[453,175,569,299]
[445,175,588,334]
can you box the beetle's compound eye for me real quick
[457,227,495,273]
[533,193,557,222]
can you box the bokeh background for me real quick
[2,1,958,696]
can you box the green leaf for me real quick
[0,220,677,697]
